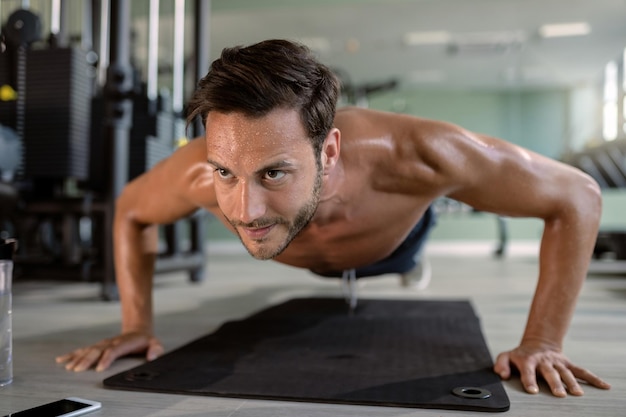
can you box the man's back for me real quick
[273,107,438,272]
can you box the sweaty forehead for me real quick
[205,108,309,154]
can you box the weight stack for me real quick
[23,47,93,180]
[128,94,175,181]
[0,52,22,180]
[0,53,17,130]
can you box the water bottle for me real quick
[0,238,16,386]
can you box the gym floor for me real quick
[1,242,624,416]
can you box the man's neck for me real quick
[311,159,348,226]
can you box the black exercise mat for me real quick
[104,298,510,412]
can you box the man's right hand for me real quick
[55,332,164,372]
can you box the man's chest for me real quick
[274,199,430,273]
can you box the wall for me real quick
[368,87,574,158]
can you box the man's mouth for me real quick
[241,224,275,240]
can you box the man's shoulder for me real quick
[176,136,207,158]
[335,108,482,194]
[335,107,463,153]
[138,137,213,199]
[335,106,453,134]
[335,106,388,124]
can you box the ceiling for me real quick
[209,0,626,92]
[3,0,626,92]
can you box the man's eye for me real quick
[265,170,286,180]
[215,168,232,179]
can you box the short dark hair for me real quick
[186,39,340,153]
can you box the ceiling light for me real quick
[448,31,525,55]
[539,22,591,38]
[403,31,451,46]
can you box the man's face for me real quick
[206,108,323,260]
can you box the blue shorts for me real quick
[313,206,436,279]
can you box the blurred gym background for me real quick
[1,0,625,299]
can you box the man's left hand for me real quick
[494,342,611,397]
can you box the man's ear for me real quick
[321,128,340,174]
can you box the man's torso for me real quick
[186,107,446,272]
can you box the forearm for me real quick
[522,193,601,349]
[113,203,159,335]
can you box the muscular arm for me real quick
[340,107,611,395]
[335,109,609,394]
[114,138,215,335]
[57,138,217,371]
[420,123,610,396]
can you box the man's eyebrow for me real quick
[206,158,223,168]
[206,159,296,174]
[258,160,295,173]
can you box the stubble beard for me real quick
[231,167,323,260]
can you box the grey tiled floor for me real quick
[1,243,624,416]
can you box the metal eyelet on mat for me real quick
[124,371,160,381]
[452,386,492,399]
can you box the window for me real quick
[603,61,618,141]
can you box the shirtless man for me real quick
[57,39,611,397]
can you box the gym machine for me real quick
[0,0,212,299]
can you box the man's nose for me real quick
[236,180,267,224]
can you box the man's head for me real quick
[186,39,341,156]
[189,40,341,260]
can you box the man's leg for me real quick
[311,206,437,288]
[400,250,432,289]
[399,206,436,289]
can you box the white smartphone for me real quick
[2,397,101,417]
